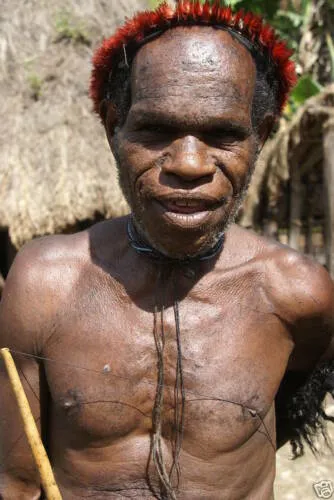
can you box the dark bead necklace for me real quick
[126,214,224,496]
[127,217,224,264]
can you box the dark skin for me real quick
[1,27,333,499]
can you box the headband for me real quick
[90,0,297,118]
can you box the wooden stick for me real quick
[1,348,62,499]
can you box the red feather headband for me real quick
[90,0,297,119]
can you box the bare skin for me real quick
[1,27,333,500]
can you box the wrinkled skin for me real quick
[1,27,333,500]
[109,27,259,258]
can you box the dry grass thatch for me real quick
[0,0,150,249]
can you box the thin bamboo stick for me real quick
[1,347,62,499]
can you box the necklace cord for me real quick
[127,217,224,264]
[2,222,276,499]
[5,348,276,452]
[151,267,177,500]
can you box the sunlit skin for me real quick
[108,28,259,258]
[0,27,333,500]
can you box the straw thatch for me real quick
[0,0,150,249]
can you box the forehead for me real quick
[129,26,256,126]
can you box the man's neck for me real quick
[127,216,225,264]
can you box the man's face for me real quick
[106,27,258,258]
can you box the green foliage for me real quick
[204,0,323,113]
[227,0,310,51]
[27,73,43,100]
[147,0,324,114]
[290,75,323,106]
[284,75,322,117]
[148,0,163,7]
[54,10,91,45]
[227,0,281,19]
[273,10,305,51]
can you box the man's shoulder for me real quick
[0,232,87,348]
[9,231,89,288]
[272,246,333,324]
[227,225,333,322]
[0,218,126,352]
[8,216,125,278]
[3,216,128,302]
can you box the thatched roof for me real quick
[0,0,149,248]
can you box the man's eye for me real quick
[208,129,247,145]
[140,125,175,135]
[209,133,237,144]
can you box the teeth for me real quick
[173,200,201,207]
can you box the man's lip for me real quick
[153,199,212,228]
[159,200,209,214]
[154,195,222,214]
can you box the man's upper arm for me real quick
[0,242,50,498]
[273,252,334,453]
[283,255,334,370]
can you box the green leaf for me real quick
[276,9,303,28]
[227,0,242,6]
[300,0,310,14]
[229,0,280,18]
[290,75,323,106]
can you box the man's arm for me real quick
[0,242,52,499]
[273,252,334,455]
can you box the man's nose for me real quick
[161,135,216,181]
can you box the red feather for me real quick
[194,1,203,17]
[202,2,212,21]
[220,6,232,24]
[233,9,245,29]
[211,2,221,18]
[259,24,275,48]
[90,0,297,117]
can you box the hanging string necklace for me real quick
[127,215,225,499]
[2,217,278,500]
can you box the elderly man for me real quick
[1,1,333,499]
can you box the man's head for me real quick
[91,1,296,258]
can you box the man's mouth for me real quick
[150,194,225,229]
[155,194,222,213]
[162,199,209,214]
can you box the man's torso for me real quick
[34,219,298,499]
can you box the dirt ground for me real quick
[275,395,334,500]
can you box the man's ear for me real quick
[100,99,118,150]
[257,114,276,151]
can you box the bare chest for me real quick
[44,288,292,456]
